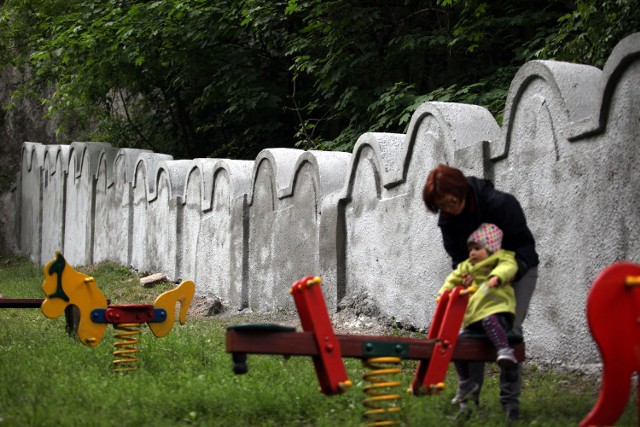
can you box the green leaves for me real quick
[542,0,640,67]
[1,0,638,158]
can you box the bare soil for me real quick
[188,294,422,337]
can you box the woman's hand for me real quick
[488,276,501,288]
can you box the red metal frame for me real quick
[104,304,156,324]
[290,276,351,395]
[411,287,469,395]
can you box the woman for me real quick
[423,164,539,422]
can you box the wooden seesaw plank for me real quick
[225,328,525,362]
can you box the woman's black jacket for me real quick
[438,177,539,281]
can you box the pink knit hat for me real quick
[467,223,503,254]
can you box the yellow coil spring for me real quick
[362,357,403,427]
[112,323,141,373]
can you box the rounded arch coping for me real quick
[95,146,120,187]
[132,152,173,196]
[248,148,305,205]
[67,142,114,180]
[494,60,602,160]
[43,145,70,177]
[401,101,500,176]
[572,32,640,141]
[280,150,352,202]
[338,132,388,202]
[42,145,58,173]
[112,148,152,187]
[248,148,352,208]
[21,142,46,173]
[184,160,210,207]
[152,159,192,203]
[340,101,498,201]
[184,158,253,212]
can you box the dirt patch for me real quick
[188,294,423,337]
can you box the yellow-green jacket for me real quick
[438,249,518,328]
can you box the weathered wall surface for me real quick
[5,33,640,367]
[0,67,61,258]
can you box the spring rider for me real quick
[41,252,195,372]
[580,261,640,427]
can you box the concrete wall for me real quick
[5,33,640,367]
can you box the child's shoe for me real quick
[498,348,519,382]
[450,379,479,404]
[497,347,517,368]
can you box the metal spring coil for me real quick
[362,356,403,426]
[112,323,141,373]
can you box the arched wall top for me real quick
[400,101,500,179]
[68,142,114,180]
[216,159,254,199]
[42,145,70,179]
[184,158,254,211]
[275,150,352,201]
[571,32,640,140]
[43,145,60,174]
[494,60,601,159]
[248,148,305,205]
[153,159,192,203]
[114,148,153,186]
[340,132,390,202]
[133,152,173,195]
[54,146,71,176]
[341,101,499,201]
[185,159,213,209]
[305,151,352,198]
[96,146,119,187]
[21,142,46,172]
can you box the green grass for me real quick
[0,256,637,426]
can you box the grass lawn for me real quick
[0,256,636,426]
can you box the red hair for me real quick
[422,164,471,213]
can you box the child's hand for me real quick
[462,273,474,288]
[488,276,501,288]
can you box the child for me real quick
[438,223,518,408]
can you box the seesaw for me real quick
[226,276,524,425]
[40,252,195,372]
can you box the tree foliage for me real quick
[0,0,638,159]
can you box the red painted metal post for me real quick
[580,263,640,427]
[289,276,351,395]
[411,287,469,395]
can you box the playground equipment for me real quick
[41,252,195,372]
[580,262,640,427]
[0,296,111,336]
[226,276,524,426]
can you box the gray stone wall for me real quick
[5,33,640,367]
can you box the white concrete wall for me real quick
[186,159,253,307]
[41,145,68,264]
[7,33,640,366]
[19,142,45,264]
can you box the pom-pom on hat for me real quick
[467,223,503,254]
